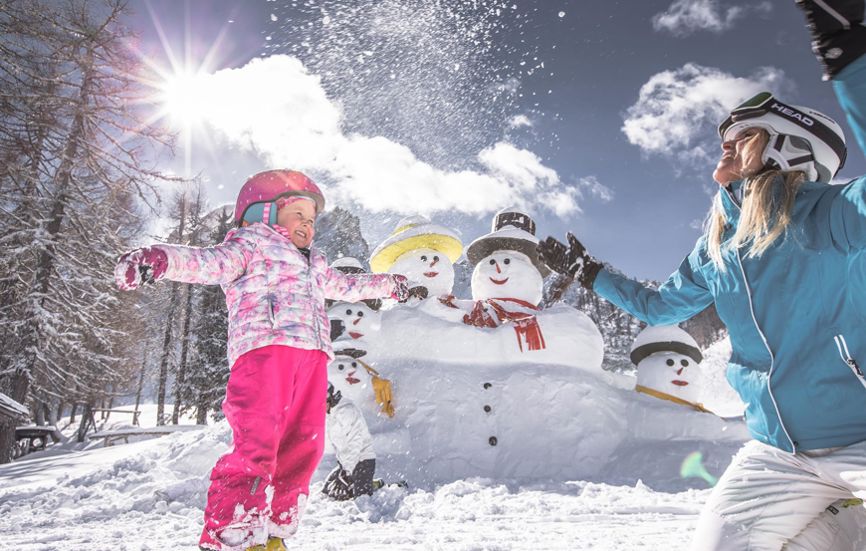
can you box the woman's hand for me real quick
[796,0,866,79]
[537,233,602,289]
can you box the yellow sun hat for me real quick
[369,216,463,273]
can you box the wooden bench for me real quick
[14,425,61,458]
[87,424,201,447]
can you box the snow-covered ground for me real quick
[0,421,708,551]
[0,337,744,551]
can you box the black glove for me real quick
[536,233,602,289]
[796,0,866,79]
[323,466,353,501]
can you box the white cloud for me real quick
[621,63,790,163]
[577,176,614,203]
[178,55,576,217]
[652,0,772,36]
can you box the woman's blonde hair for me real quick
[706,129,806,269]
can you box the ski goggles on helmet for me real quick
[717,92,846,171]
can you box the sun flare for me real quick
[158,70,208,129]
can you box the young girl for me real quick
[114,169,408,551]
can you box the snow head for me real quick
[466,208,549,306]
[328,301,381,340]
[327,346,372,405]
[471,250,543,304]
[630,326,704,407]
[389,248,455,298]
[369,216,463,298]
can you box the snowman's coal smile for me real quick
[671,380,689,386]
[346,371,361,384]
[349,331,364,339]
[423,271,439,278]
[489,276,509,285]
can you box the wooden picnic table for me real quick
[14,425,61,458]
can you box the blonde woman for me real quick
[538,2,866,549]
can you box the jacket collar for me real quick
[719,179,743,226]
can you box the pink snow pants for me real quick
[199,345,328,550]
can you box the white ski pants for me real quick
[690,439,866,551]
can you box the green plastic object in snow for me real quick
[680,451,718,487]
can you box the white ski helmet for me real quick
[718,92,846,183]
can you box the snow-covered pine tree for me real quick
[171,185,208,425]
[0,0,176,462]
[181,207,232,424]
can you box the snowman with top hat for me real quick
[326,257,383,341]
[458,207,550,352]
[370,216,463,303]
[630,325,708,412]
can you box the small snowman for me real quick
[327,340,395,419]
[370,216,463,299]
[629,325,707,412]
[328,301,382,341]
[327,343,374,409]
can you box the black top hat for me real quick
[465,208,549,276]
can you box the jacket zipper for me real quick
[307,252,322,349]
[727,185,796,453]
[833,334,866,390]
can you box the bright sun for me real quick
[158,70,208,129]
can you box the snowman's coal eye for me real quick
[489,259,496,265]
[351,362,357,368]
[666,359,675,366]
[433,255,439,262]
[681,359,689,367]
[421,255,428,262]
[503,258,511,265]
[338,364,345,371]
[358,311,364,318]
[346,309,352,315]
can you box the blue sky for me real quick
[131,0,866,281]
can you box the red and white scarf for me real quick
[455,297,547,352]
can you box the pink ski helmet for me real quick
[234,169,325,227]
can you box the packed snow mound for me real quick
[695,336,745,418]
[329,300,749,488]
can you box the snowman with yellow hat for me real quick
[370,216,463,301]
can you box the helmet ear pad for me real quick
[761,132,819,182]
[241,201,279,227]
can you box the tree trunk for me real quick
[76,403,94,443]
[172,285,195,424]
[1,48,94,462]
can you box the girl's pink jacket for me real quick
[156,223,398,365]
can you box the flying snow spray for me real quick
[680,452,718,487]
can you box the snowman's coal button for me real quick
[488,436,498,446]
[483,382,492,389]
[483,405,492,413]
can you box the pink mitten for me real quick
[391,274,410,302]
[114,247,168,290]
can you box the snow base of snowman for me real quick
[331,303,751,490]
